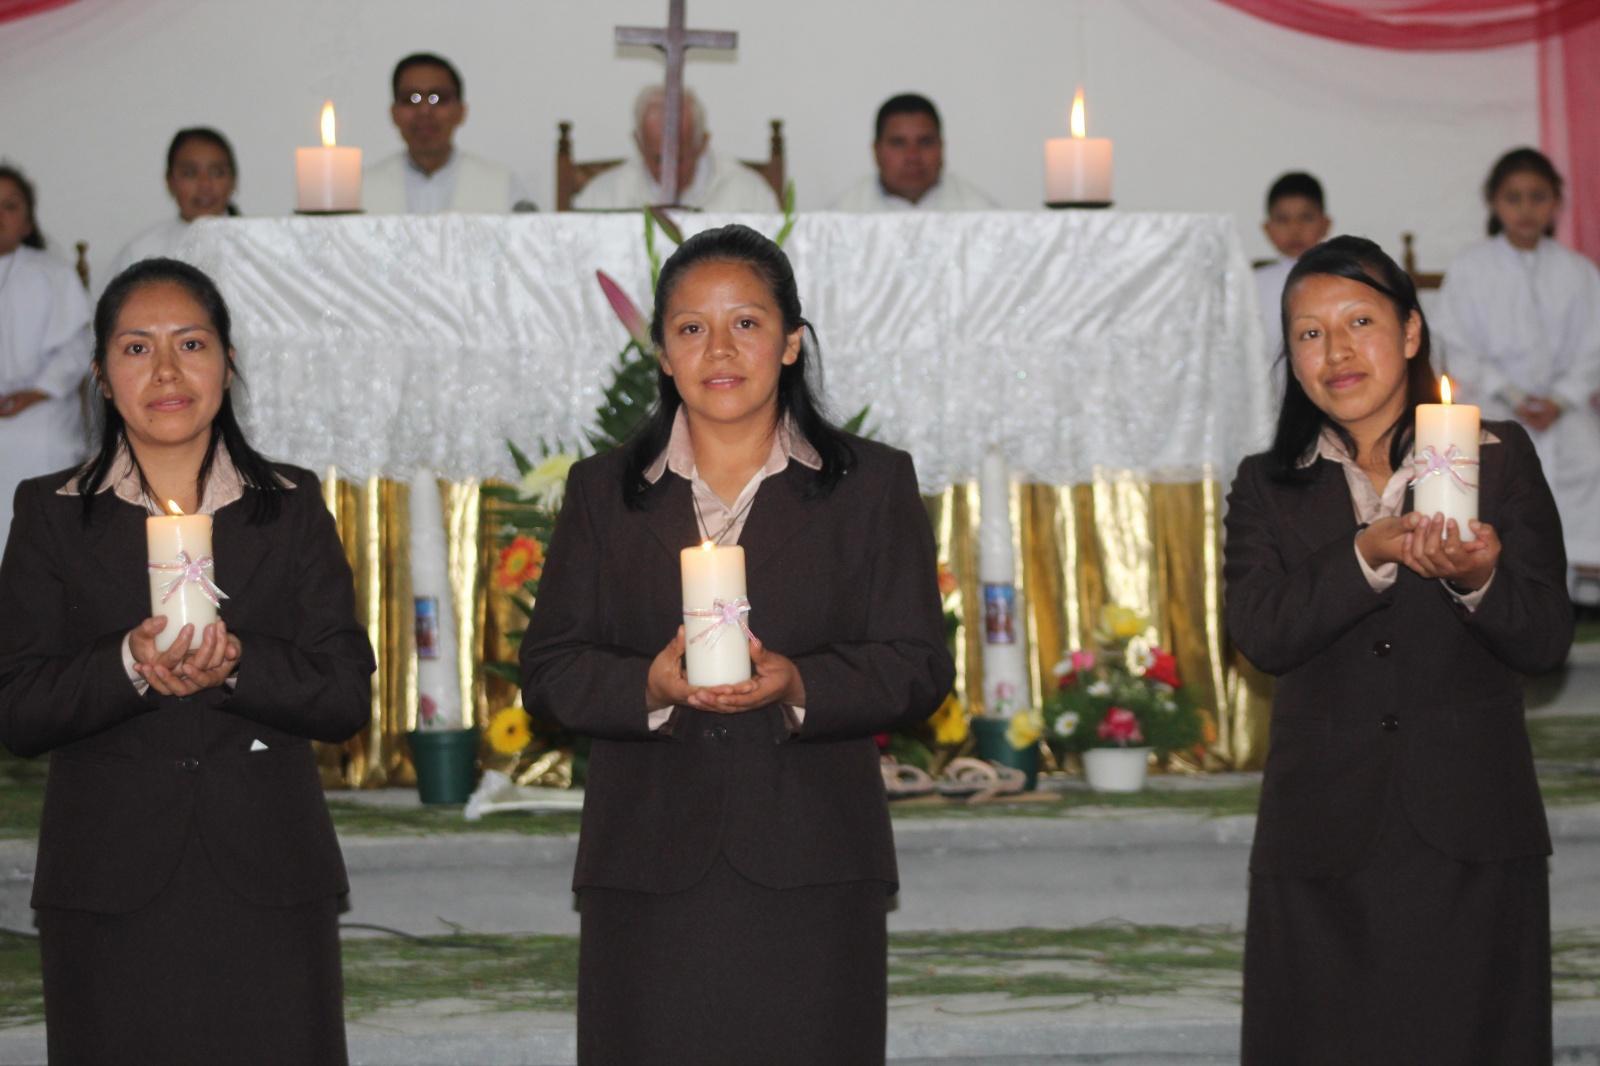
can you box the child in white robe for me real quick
[0,166,92,539]
[106,128,239,286]
[1436,148,1600,605]
[1254,173,1331,396]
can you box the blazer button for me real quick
[1372,640,1392,657]
[702,725,729,741]
[1379,715,1399,732]
[177,757,201,771]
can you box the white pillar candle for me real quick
[1044,89,1113,205]
[681,541,751,687]
[295,101,361,212]
[1413,375,1480,541]
[146,504,219,652]
[978,449,1030,717]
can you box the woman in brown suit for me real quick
[0,258,373,1065]
[520,224,954,1065]
[1227,236,1571,1064]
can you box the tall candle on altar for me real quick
[681,542,751,687]
[1413,375,1480,541]
[146,501,218,652]
[1044,88,1113,205]
[295,101,361,212]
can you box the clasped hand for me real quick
[645,626,806,715]
[128,617,242,697]
[1357,512,1500,590]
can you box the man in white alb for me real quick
[571,86,779,213]
[365,52,532,214]
[829,94,996,212]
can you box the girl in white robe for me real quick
[1436,148,1600,602]
[106,128,238,286]
[0,167,91,540]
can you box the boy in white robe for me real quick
[829,94,997,212]
[1253,172,1331,396]
[0,167,91,539]
[1435,147,1600,603]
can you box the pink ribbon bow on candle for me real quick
[684,597,753,649]
[1408,444,1479,492]
[148,551,230,608]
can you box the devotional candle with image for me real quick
[1412,375,1480,541]
[680,541,751,687]
[146,501,220,652]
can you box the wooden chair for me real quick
[556,118,786,211]
[1401,232,1444,291]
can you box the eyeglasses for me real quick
[396,90,458,108]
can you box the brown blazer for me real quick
[0,466,374,913]
[520,437,954,894]
[1225,420,1571,878]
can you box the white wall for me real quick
[2,0,1536,287]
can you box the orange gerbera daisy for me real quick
[494,535,544,591]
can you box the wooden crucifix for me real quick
[615,0,737,206]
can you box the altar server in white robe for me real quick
[572,85,780,213]
[106,128,239,286]
[365,52,532,215]
[1435,147,1600,601]
[829,94,996,212]
[0,167,90,538]
[1253,172,1331,392]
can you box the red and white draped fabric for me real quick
[0,0,75,24]
[1213,0,1600,262]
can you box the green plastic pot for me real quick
[970,716,1040,791]
[406,727,480,805]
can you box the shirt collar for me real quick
[406,148,457,180]
[643,407,822,486]
[56,439,288,514]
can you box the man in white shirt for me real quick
[1254,172,1331,391]
[572,86,780,213]
[365,52,532,214]
[829,94,996,212]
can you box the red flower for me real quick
[1144,648,1181,689]
[874,732,891,751]
[1097,707,1144,745]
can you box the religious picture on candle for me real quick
[146,501,227,653]
[415,597,441,660]
[1411,375,1480,541]
[983,584,1018,644]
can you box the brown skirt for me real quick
[37,833,347,1066]
[577,855,892,1066]
[1242,805,1550,1066]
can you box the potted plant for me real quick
[1043,606,1203,792]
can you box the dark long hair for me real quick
[1484,147,1562,238]
[1267,236,1438,483]
[166,127,241,217]
[81,258,284,523]
[622,224,856,507]
[0,164,46,250]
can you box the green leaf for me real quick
[483,661,522,686]
[842,404,873,437]
[774,180,798,248]
[648,206,685,247]
[506,439,535,477]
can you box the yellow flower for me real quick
[1006,708,1044,751]
[931,693,969,746]
[487,707,533,755]
[1104,604,1148,641]
[517,454,578,509]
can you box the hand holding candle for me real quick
[1411,375,1480,541]
[295,101,361,212]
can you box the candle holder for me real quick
[1045,201,1113,210]
[293,209,366,216]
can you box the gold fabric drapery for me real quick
[318,474,1273,787]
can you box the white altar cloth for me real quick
[180,211,1270,490]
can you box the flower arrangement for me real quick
[1043,607,1203,757]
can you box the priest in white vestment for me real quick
[107,127,239,289]
[1435,233,1600,591]
[365,52,530,215]
[829,94,995,212]
[571,86,780,213]
[0,169,91,539]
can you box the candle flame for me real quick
[700,540,715,552]
[320,100,337,147]
[1070,88,1087,139]
[165,499,185,516]
[1440,375,1453,404]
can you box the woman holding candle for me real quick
[1226,236,1572,1063]
[520,224,954,1065]
[0,257,374,1065]
[106,128,241,284]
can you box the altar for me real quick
[180,209,1276,786]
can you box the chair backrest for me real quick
[1401,232,1444,291]
[75,240,89,291]
[556,119,786,211]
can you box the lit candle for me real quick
[680,541,751,687]
[146,501,222,652]
[295,101,361,212]
[1412,375,1480,541]
[1044,88,1113,206]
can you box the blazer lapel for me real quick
[738,465,814,576]
[210,496,275,604]
[82,497,156,619]
[1286,460,1359,551]
[640,476,702,562]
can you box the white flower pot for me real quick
[1083,747,1151,792]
